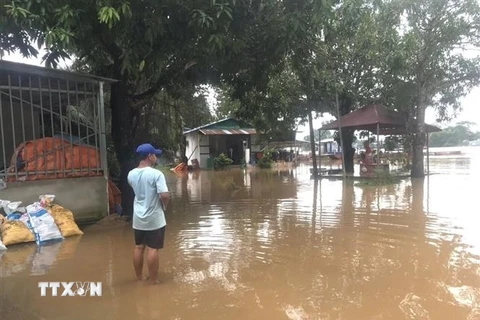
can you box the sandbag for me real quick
[48,205,83,237]
[27,205,64,245]
[0,219,36,246]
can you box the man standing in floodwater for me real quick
[127,143,170,285]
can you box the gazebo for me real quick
[319,104,442,176]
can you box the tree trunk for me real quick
[308,110,318,177]
[411,103,426,178]
[411,178,424,214]
[110,80,136,220]
[341,129,355,174]
[111,80,134,163]
[336,95,355,174]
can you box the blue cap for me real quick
[136,143,162,156]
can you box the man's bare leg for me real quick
[146,247,160,284]
[133,245,146,280]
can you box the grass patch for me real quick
[355,172,402,186]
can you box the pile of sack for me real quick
[0,195,83,251]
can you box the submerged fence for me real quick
[0,61,110,182]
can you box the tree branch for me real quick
[127,59,198,105]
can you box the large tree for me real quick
[382,0,480,177]
[1,0,322,161]
[287,0,395,173]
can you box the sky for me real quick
[3,50,479,141]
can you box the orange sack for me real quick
[6,137,122,214]
[6,137,103,181]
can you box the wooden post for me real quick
[377,123,380,163]
[426,131,430,176]
[308,110,318,178]
[334,72,346,178]
[318,128,322,175]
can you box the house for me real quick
[0,60,117,223]
[183,118,258,168]
[320,138,341,155]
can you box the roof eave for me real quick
[0,60,119,84]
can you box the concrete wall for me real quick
[185,132,200,165]
[0,101,41,170]
[185,132,211,168]
[0,176,108,224]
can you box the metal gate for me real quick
[0,60,115,181]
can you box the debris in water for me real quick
[447,285,480,308]
[284,305,310,320]
[399,293,431,320]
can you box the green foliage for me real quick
[355,172,402,187]
[4,0,480,177]
[213,153,233,170]
[380,0,480,176]
[213,83,241,120]
[218,63,306,142]
[429,123,480,147]
[384,136,403,151]
[257,156,274,169]
[257,147,274,169]
[2,0,324,165]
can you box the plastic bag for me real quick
[26,202,43,214]
[48,205,83,237]
[39,194,56,208]
[28,207,64,245]
[7,212,34,229]
[0,200,22,215]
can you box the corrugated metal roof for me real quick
[199,128,257,135]
[0,60,119,84]
[183,118,231,134]
[183,118,256,135]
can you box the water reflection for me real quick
[0,235,82,278]
[1,149,480,319]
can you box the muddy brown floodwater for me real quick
[1,147,480,320]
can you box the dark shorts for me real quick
[134,226,166,249]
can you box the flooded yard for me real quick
[1,147,480,319]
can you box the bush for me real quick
[213,153,233,170]
[257,148,274,169]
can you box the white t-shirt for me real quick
[127,166,169,230]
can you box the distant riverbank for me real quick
[426,145,480,156]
